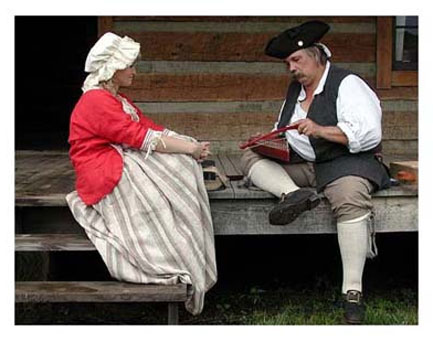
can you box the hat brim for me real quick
[265,20,330,59]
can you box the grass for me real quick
[180,284,417,325]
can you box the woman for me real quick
[65,32,217,315]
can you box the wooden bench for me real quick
[15,282,186,324]
[15,233,188,325]
[15,150,418,324]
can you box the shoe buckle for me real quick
[346,290,361,303]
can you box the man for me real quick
[240,20,390,324]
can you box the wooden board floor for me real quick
[15,150,418,234]
[15,150,418,205]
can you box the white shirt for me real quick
[274,62,382,161]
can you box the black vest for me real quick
[278,64,390,192]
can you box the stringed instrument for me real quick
[239,124,299,163]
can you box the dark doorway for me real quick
[15,16,98,150]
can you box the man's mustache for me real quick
[291,71,304,80]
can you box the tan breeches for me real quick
[240,149,374,222]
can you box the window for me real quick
[393,16,418,71]
[376,17,418,89]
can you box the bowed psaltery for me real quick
[239,124,300,163]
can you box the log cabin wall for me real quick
[99,16,418,158]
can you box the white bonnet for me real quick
[82,32,140,92]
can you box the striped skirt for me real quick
[66,146,217,315]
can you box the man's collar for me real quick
[298,61,331,101]
[315,61,331,95]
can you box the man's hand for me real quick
[291,118,349,146]
[293,118,322,138]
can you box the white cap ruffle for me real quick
[82,32,140,92]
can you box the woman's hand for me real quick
[191,142,211,162]
[155,136,212,161]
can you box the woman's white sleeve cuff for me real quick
[141,129,164,159]
[162,128,174,136]
[337,122,361,153]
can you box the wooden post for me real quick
[376,17,393,89]
[98,17,113,37]
[167,303,179,325]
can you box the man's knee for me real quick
[240,149,267,176]
[324,176,374,222]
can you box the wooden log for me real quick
[125,74,291,101]
[143,110,417,141]
[207,139,418,156]
[377,87,418,100]
[205,139,418,156]
[137,98,414,114]
[120,32,375,63]
[124,73,376,102]
[113,16,376,23]
[135,61,375,77]
[15,281,187,303]
[381,140,418,158]
[114,20,376,33]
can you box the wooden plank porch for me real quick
[15,150,418,234]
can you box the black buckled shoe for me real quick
[343,290,366,324]
[268,188,320,225]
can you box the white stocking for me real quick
[337,212,370,294]
[248,158,299,197]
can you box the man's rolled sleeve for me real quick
[337,75,383,154]
[337,121,362,153]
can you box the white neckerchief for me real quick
[118,95,140,122]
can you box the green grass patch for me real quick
[180,285,417,325]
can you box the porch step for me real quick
[15,281,187,303]
[16,233,94,252]
[16,281,187,324]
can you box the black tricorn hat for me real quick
[265,20,330,59]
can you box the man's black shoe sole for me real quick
[343,315,363,325]
[269,191,320,225]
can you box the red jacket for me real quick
[69,89,165,205]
